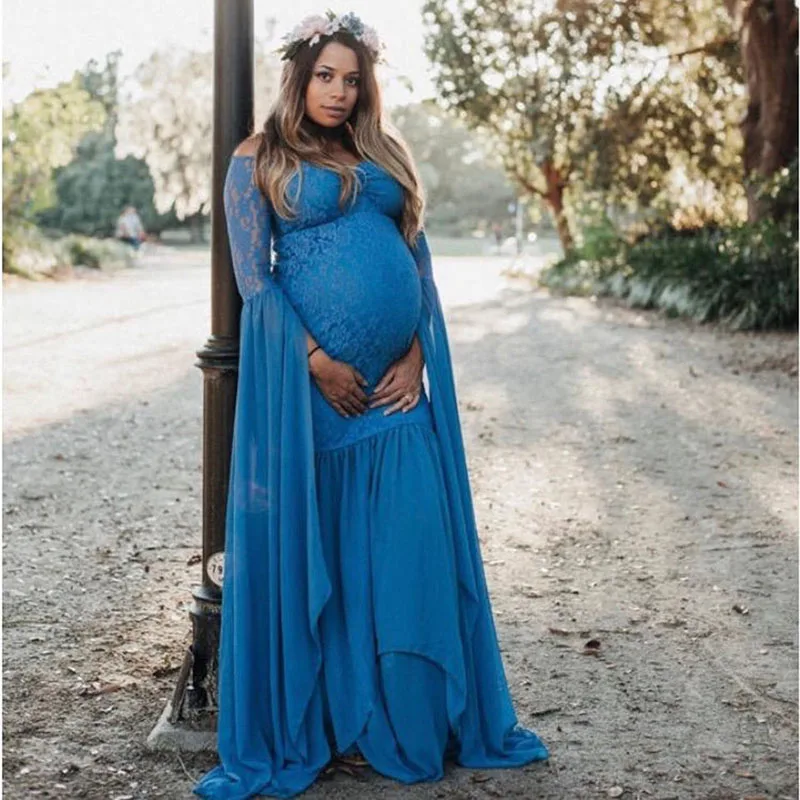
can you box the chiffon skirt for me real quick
[312,417,549,783]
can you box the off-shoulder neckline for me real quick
[231,153,372,170]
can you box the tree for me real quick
[117,39,280,242]
[389,100,518,235]
[37,52,166,237]
[117,49,213,242]
[725,0,798,221]
[38,131,161,237]
[3,74,106,266]
[80,50,124,142]
[421,0,746,250]
[3,77,106,222]
[581,1,745,228]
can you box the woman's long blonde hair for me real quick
[251,29,425,246]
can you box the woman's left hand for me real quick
[369,336,424,416]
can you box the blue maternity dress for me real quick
[193,154,549,800]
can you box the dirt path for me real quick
[3,249,797,799]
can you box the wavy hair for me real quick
[251,30,425,245]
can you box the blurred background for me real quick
[3,0,797,326]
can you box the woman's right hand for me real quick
[309,350,370,417]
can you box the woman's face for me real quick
[305,41,360,127]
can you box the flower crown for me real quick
[276,10,385,64]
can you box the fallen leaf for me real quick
[338,753,368,768]
[583,639,602,656]
[79,682,123,697]
[153,664,181,678]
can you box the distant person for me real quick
[491,221,503,253]
[115,206,145,250]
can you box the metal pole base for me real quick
[146,588,221,749]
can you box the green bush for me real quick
[3,225,134,277]
[63,235,101,268]
[56,234,134,270]
[2,222,60,278]
[541,215,798,331]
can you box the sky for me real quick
[2,0,437,107]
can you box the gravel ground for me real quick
[3,247,798,800]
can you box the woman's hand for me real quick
[369,336,424,416]
[310,350,370,418]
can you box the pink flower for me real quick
[284,14,329,44]
[279,11,385,63]
[360,26,381,55]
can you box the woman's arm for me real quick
[226,141,323,364]
[223,143,279,302]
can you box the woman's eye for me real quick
[316,72,358,87]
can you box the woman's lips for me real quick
[323,107,347,117]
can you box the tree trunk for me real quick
[541,159,574,252]
[728,0,798,221]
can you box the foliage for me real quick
[2,78,106,222]
[7,54,169,243]
[585,2,745,219]
[79,51,123,130]
[117,42,279,241]
[751,156,798,223]
[3,76,106,269]
[541,214,798,330]
[56,234,135,270]
[421,0,746,249]
[3,223,133,278]
[37,131,162,237]
[116,48,213,233]
[389,101,518,236]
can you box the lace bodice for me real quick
[222,154,433,305]
[223,153,436,452]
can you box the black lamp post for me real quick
[153,0,254,738]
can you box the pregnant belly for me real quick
[275,214,422,385]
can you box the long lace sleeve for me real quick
[223,155,276,302]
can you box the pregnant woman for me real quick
[194,11,549,800]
